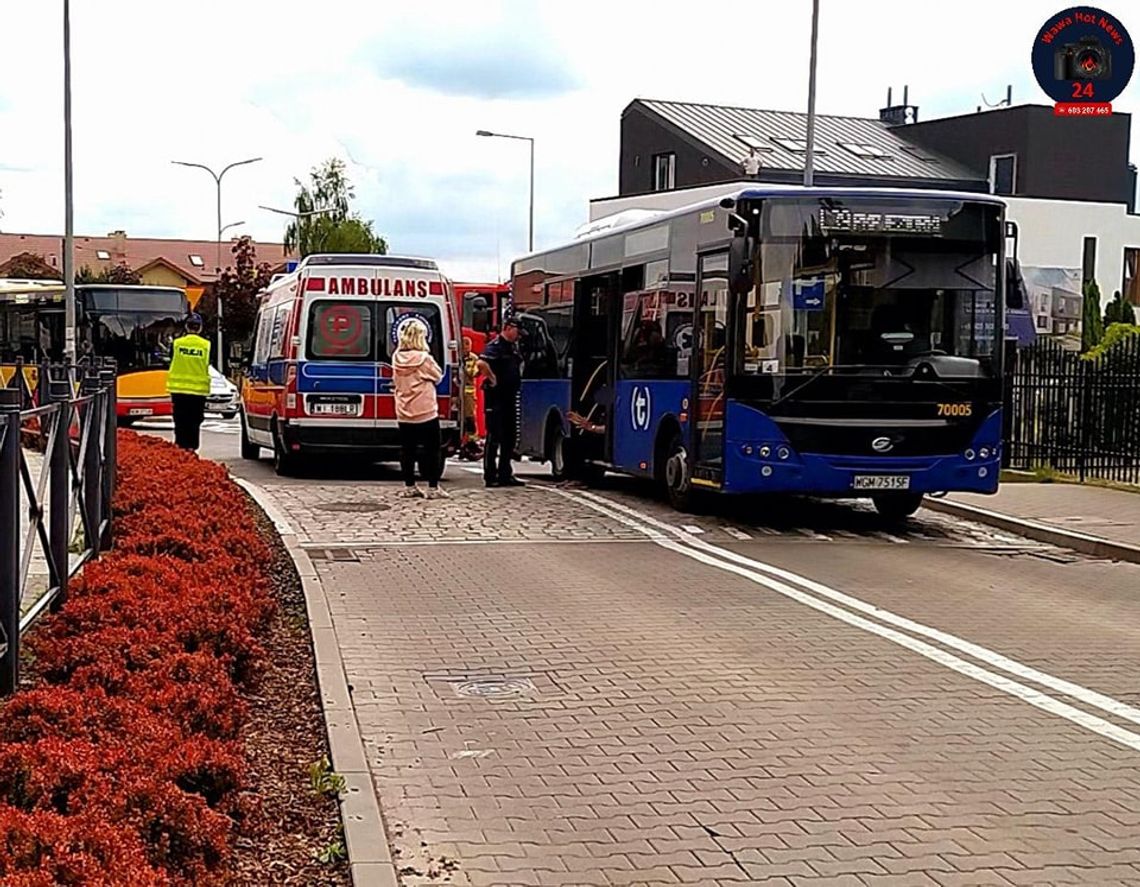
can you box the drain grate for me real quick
[422,671,559,702]
[308,548,361,562]
[454,677,536,699]
[317,501,391,513]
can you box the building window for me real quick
[1123,247,1139,305]
[1082,237,1097,284]
[188,254,205,268]
[652,153,675,191]
[989,154,1017,195]
[732,134,774,153]
[771,137,827,155]
[837,142,892,159]
[95,250,111,260]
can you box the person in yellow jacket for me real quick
[165,313,212,451]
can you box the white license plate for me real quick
[309,401,361,417]
[853,475,911,491]
[127,407,153,417]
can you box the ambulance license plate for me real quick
[309,396,361,417]
[852,475,910,491]
[127,408,153,417]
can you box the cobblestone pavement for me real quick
[232,452,1140,887]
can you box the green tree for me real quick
[1104,289,1137,327]
[283,158,388,258]
[1081,278,1105,352]
[195,236,273,359]
[1083,322,1140,360]
[76,262,141,285]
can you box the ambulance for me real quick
[238,254,463,476]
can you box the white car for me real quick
[206,366,239,419]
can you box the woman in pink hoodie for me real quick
[392,319,447,498]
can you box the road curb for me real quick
[239,479,397,887]
[922,497,1140,565]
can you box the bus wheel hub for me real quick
[666,451,688,490]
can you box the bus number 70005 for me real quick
[936,402,973,417]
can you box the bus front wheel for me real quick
[872,493,923,522]
[663,431,693,512]
[547,422,569,481]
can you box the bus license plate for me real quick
[853,475,910,491]
[309,398,361,417]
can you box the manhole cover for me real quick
[318,502,391,513]
[454,677,537,699]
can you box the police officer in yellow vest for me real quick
[166,313,212,451]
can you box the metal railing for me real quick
[0,361,117,694]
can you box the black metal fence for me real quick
[0,361,117,695]
[1006,336,1140,485]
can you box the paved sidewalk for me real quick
[247,467,1140,887]
[928,483,1140,563]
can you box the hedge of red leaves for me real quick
[0,433,275,886]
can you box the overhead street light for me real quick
[220,221,245,239]
[803,0,821,187]
[258,204,336,219]
[476,129,535,252]
[171,157,262,371]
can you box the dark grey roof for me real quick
[633,99,982,183]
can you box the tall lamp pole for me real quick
[63,0,76,361]
[171,158,261,370]
[803,0,821,187]
[476,130,535,252]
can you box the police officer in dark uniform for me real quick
[475,315,524,487]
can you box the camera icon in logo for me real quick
[1054,36,1113,80]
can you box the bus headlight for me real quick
[761,465,773,477]
[964,448,976,461]
[979,467,988,478]
[979,447,991,459]
[743,444,753,456]
[777,447,790,460]
[759,445,771,458]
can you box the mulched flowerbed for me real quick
[0,432,350,886]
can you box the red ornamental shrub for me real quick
[0,432,276,885]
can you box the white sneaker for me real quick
[400,486,425,498]
[425,487,450,499]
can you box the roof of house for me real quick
[630,98,983,184]
[0,232,292,284]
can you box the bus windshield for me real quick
[80,287,187,372]
[740,198,1002,379]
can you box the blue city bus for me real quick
[509,186,1017,520]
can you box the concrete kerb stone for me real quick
[923,497,1140,565]
[238,479,396,887]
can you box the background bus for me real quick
[0,280,188,423]
[510,186,1013,520]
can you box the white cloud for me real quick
[1,0,1136,283]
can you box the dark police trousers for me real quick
[171,394,206,451]
[482,395,518,483]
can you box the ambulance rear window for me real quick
[307,301,374,360]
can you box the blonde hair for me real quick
[397,318,429,352]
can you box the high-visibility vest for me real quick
[166,334,211,396]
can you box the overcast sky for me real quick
[1,1,1136,281]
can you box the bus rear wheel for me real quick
[663,431,693,512]
[872,493,923,522]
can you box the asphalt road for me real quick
[138,418,1140,885]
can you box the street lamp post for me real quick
[476,130,534,252]
[171,158,261,371]
[803,0,821,187]
[62,0,76,361]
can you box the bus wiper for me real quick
[769,365,842,409]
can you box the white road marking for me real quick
[681,524,705,535]
[552,488,1140,752]
[722,526,752,541]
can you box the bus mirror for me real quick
[1005,259,1026,310]
[728,235,753,297]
